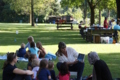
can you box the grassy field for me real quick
[0,23,120,79]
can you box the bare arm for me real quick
[48,75,51,80]
[13,68,33,75]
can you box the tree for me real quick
[116,0,120,18]
[3,0,54,26]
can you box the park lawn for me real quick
[0,23,120,79]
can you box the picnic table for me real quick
[56,22,73,30]
[86,29,115,42]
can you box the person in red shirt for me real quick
[59,62,70,80]
[104,17,108,28]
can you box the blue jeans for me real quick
[13,74,32,80]
[57,62,84,80]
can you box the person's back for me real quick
[104,17,108,28]
[59,72,70,80]
[94,60,112,80]
[29,47,39,57]
[18,48,26,57]
[38,68,51,80]
[49,70,56,80]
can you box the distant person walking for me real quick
[104,17,108,29]
[36,18,38,26]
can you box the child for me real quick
[59,62,70,80]
[25,36,34,49]
[31,59,40,80]
[29,42,40,58]
[37,59,51,80]
[17,43,26,57]
[48,61,56,80]
[27,54,37,70]
[36,42,46,58]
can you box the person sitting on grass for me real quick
[48,61,56,80]
[27,54,37,70]
[17,43,26,57]
[36,42,46,58]
[2,52,33,80]
[31,59,40,80]
[25,36,35,49]
[29,42,40,58]
[56,42,84,80]
[59,62,70,80]
[88,51,112,80]
[37,59,51,80]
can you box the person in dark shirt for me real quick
[2,52,33,80]
[37,59,51,80]
[17,43,26,57]
[88,51,112,80]
[48,61,56,80]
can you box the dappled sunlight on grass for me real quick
[0,23,120,79]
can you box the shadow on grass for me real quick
[0,30,87,46]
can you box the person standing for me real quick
[109,19,115,29]
[36,18,38,26]
[104,17,108,29]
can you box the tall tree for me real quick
[116,0,120,18]
[3,0,54,26]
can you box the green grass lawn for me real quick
[0,23,120,79]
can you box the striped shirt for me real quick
[57,47,79,63]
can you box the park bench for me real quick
[56,22,73,30]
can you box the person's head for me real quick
[28,54,37,62]
[31,59,40,67]
[21,43,25,48]
[28,36,34,43]
[117,19,120,25]
[88,51,100,65]
[60,62,69,76]
[105,17,108,20]
[56,42,66,56]
[80,21,83,24]
[111,19,115,22]
[30,42,35,48]
[3,52,17,69]
[48,61,54,70]
[36,42,43,49]
[39,59,48,69]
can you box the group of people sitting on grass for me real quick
[2,36,113,80]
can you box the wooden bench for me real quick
[56,22,73,30]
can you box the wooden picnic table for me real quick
[56,22,73,30]
[86,29,115,42]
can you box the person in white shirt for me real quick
[31,59,40,80]
[56,42,84,80]
[25,36,34,49]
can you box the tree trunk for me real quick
[116,0,120,18]
[30,12,31,23]
[31,0,34,26]
[99,9,101,25]
[83,0,87,24]
[108,10,110,20]
[90,7,95,26]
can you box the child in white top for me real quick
[31,59,40,80]
[25,36,34,49]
